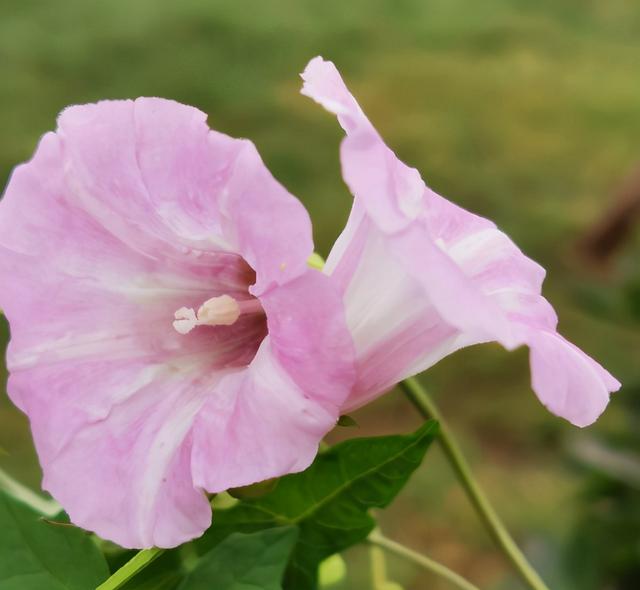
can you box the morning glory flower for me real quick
[301,57,620,427]
[0,98,355,548]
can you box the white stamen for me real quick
[173,295,263,335]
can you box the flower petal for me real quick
[192,269,355,490]
[301,56,425,233]
[8,359,214,548]
[0,131,262,375]
[58,97,313,291]
[436,197,621,426]
[191,340,341,492]
[302,57,515,348]
[526,330,620,427]
[302,56,620,424]
[260,269,356,407]
[57,99,230,258]
[0,97,325,547]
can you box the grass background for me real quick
[1,1,639,588]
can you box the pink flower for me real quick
[0,98,355,548]
[301,57,620,427]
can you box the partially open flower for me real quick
[0,98,355,548]
[301,57,620,427]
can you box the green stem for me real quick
[95,547,164,590]
[369,527,391,589]
[369,543,389,589]
[97,495,228,589]
[368,530,480,590]
[0,467,60,517]
[399,377,550,590]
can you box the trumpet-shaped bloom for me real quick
[301,57,620,427]
[0,98,355,548]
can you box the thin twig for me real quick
[399,377,550,590]
[368,530,480,590]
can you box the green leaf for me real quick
[0,489,110,590]
[196,420,438,589]
[179,527,298,590]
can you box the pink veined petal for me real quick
[221,139,315,295]
[302,56,620,425]
[57,99,232,260]
[8,358,214,549]
[302,57,515,348]
[191,340,338,492]
[260,269,356,406]
[442,204,621,426]
[0,131,260,373]
[324,205,463,409]
[0,96,317,373]
[426,193,548,302]
[301,56,425,234]
[57,97,314,288]
[0,123,245,548]
[192,268,356,491]
[526,329,620,428]
[0,96,354,547]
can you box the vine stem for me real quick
[398,377,550,590]
[368,530,480,590]
[369,526,391,589]
[95,547,164,590]
[369,543,389,589]
[0,467,60,517]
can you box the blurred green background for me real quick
[1,1,639,588]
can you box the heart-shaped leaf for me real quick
[196,421,438,589]
[0,490,109,590]
[179,527,298,590]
